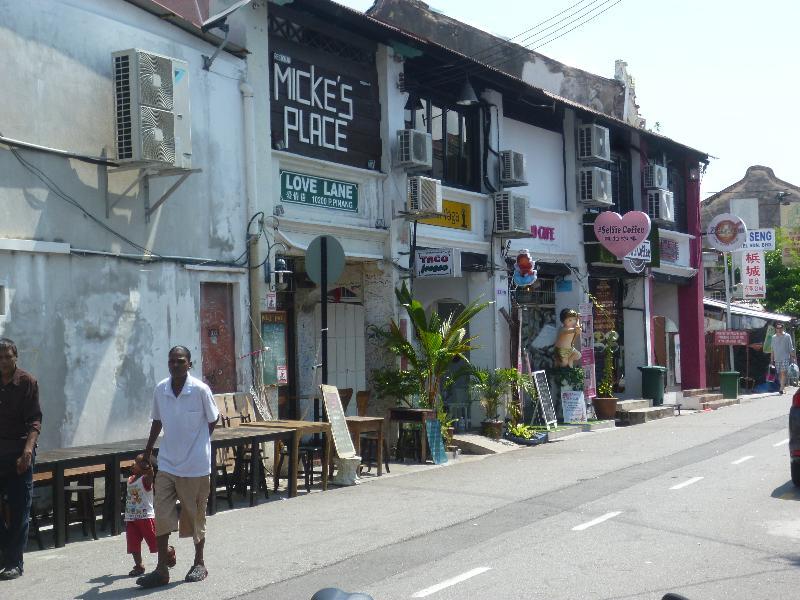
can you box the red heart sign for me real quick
[593,211,651,259]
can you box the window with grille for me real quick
[668,168,687,232]
[269,14,374,66]
[529,278,556,306]
[404,97,479,190]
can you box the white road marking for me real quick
[774,438,789,447]
[732,455,754,465]
[670,476,704,490]
[411,567,492,598]
[572,511,622,531]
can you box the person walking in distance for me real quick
[770,323,796,394]
[0,338,42,581]
[137,346,219,588]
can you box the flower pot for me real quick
[592,396,618,420]
[481,419,504,440]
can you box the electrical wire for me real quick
[412,0,624,92]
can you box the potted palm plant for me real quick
[593,330,619,420]
[471,367,520,439]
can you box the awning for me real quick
[703,297,793,323]
[276,228,385,262]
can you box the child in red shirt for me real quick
[125,454,175,576]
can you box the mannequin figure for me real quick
[554,308,582,367]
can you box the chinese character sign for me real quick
[741,251,766,299]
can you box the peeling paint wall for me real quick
[0,0,250,448]
[368,0,626,120]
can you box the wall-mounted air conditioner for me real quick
[644,163,668,190]
[577,124,610,162]
[396,129,432,170]
[647,189,675,222]
[407,176,443,217]
[500,150,527,187]
[578,166,613,207]
[493,192,530,238]
[113,49,192,168]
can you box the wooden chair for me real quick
[354,391,390,474]
[356,391,370,417]
[339,388,354,414]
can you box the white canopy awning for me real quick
[703,297,793,323]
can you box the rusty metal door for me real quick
[200,283,237,393]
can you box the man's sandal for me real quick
[167,545,177,568]
[185,564,208,582]
[136,570,169,588]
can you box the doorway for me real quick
[200,282,237,393]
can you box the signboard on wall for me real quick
[713,330,749,346]
[740,229,775,252]
[741,251,766,299]
[414,248,461,278]
[269,6,380,170]
[280,170,358,212]
[419,199,472,230]
[260,311,288,387]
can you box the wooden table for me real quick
[387,408,436,464]
[346,416,385,476]
[241,420,332,494]
[35,426,297,548]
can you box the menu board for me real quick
[425,419,448,465]
[320,384,356,458]
[532,370,558,430]
[260,312,288,387]
[591,280,618,334]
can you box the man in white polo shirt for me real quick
[137,346,219,588]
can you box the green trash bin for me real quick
[638,365,667,406]
[719,371,740,399]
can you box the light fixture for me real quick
[404,94,423,111]
[456,77,479,106]
[265,254,292,290]
[273,204,285,216]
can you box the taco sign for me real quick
[414,248,461,278]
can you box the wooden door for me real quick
[200,283,237,393]
[313,303,366,414]
[652,316,667,367]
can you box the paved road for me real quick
[5,392,797,599]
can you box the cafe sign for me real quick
[280,170,358,212]
[414,248,461,278]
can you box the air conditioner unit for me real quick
[647,189,675,222]
[396,129,432,170]
[407,176,443,217]
[578,166,613,206]
[500,150,527,187]
[577,124,610,162]
[493,192,530,238]
[113,49,192,168]
[644,163,669,189]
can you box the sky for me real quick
[335,0,799,198]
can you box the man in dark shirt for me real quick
[0,338,42,581]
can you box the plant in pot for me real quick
[471,367,519,439]
[549,366,587,422]
[593,330,619,420]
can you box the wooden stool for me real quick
[29,492,45,550]
[396,427,422,462]
[64,484,97,542]
[276,444,322,493]
[360,436,390,474]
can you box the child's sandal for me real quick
[129,565,146,577]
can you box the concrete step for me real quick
[682,388,711,397]
[616,398,652,411]
[701,397,739,411]
[617,405,674,425]
[683,392,724,410]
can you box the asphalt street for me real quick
[4,392,797,600]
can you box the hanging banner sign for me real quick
[579,302,596,399]
[414,248,461,278]
[706,213,747,252]
[280,170,358,212]
[593,211,652,259]
[741,251,766,298]
[265,291,277,312]
[713,330,749,346]
[740,228,775,252]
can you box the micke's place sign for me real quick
[280,170,358,212]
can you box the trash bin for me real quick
[719,371,740,399]
[638,365,667,406]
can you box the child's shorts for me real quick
[126,518,157,554]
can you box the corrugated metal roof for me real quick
[703,297,793,322]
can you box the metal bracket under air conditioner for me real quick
[105,165,201,222]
